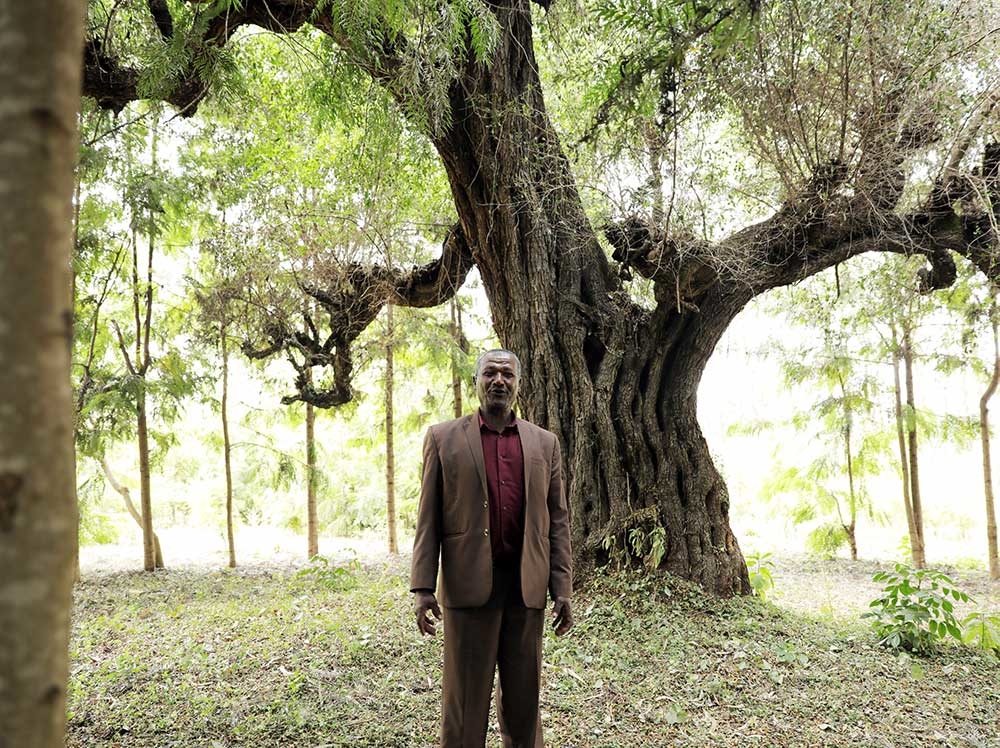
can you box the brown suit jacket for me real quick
[409,413,572,609]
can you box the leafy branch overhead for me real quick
[84,0,1000,317]
[240,224,472,407]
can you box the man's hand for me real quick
[551,596,573,636]
[414,591,442,636]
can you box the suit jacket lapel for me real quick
[462,414,488,497]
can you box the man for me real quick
[410,348,573,748]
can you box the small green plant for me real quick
[862,564,971,655]
[773,641,808,666]
[626,525,667,569]
[746,550,775,601]
[961,612,1000,658]
[294,554,361,591]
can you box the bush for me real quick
[862,564,970,655]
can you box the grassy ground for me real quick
[68,555,1000,747]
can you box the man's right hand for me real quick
[414,591,442,636]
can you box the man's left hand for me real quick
[551,596,573,636]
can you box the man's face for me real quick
[476,352,520,414]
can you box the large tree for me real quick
[0,0,84,744]
[82,0,1000,594]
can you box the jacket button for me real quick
[483,501,488,508]
[484,528,489,536]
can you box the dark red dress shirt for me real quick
[478,411,525,565]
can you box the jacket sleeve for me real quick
[410,427,443,593]
[547,433,573,600]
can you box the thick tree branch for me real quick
[147,0,174,40]
[606,142,999,313]
[83,0,317,115]
[242,224,472,408]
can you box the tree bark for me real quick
[305,400,319,558]
[0,1,83,743]
[902,323,926,568]
[221,321,237,568]
[385,304,398,555]
[99,458,163,567]
[891,324,920,566]
[980,299,1000,581]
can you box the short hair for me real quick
[474,348,522,380]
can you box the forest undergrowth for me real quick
[67,555,1000,747]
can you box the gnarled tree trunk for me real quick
[429,2,750,593]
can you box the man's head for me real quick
[474,348,521,416]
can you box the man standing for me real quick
[411,348,573,748]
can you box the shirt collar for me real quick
[478,409,518,433]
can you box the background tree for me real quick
[753,266,891,559]
[0,1,83,743]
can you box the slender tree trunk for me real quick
[844,421,859,561]
[117,123,161,573]
[135,390,160,570]
[100,458,163,567]
[980,301,1000,581]
[902,324,926,567]
[305,400,319,558]
[72,169,82,583]
[891,324,920,565]
[836,373,860,561]
[431,0,749,593]
[450,297,464,418]
[385,304,398,555]
[221,321,237,568]
[0,2,83,742]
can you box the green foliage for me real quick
[805,523,848,558]
[293,554,362,591]
[862,564,971,655]
[77,476,120,546]
[961,612,1000,658]
[745,550,775,601]
[601,519,667,570]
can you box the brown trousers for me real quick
[441,565,545,748]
